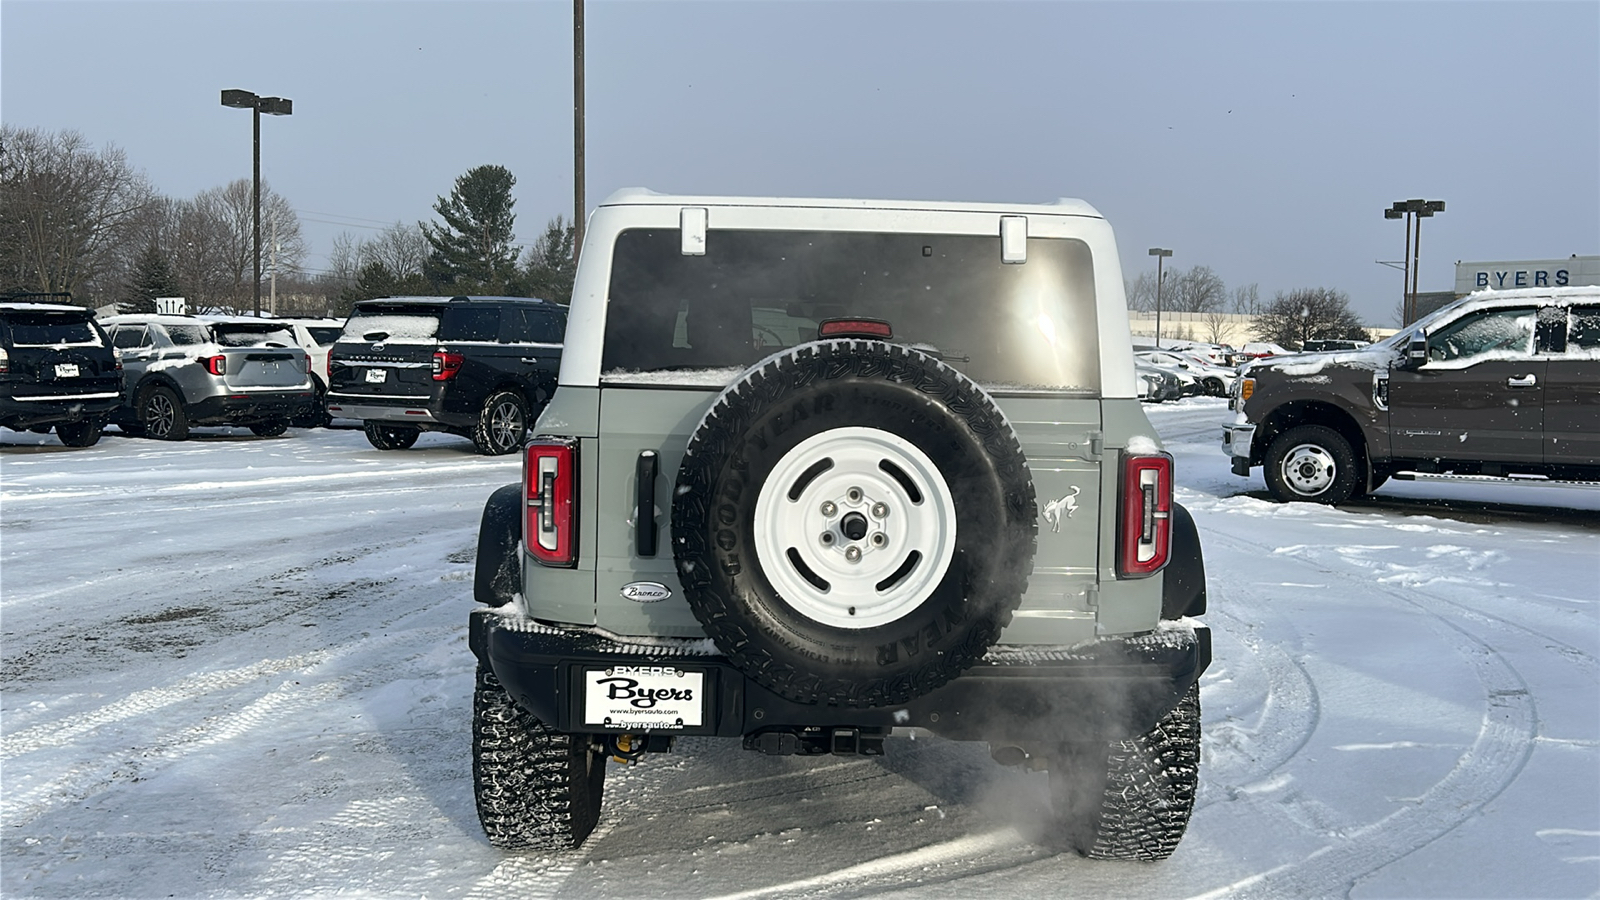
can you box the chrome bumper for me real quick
[1221,423,1255,460]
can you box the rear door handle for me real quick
[519,357,543,365]
[1506,374,1538,388]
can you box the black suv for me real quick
[0,298,122,447]
[326,296,566,454]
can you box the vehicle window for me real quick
[442,307,500,342]
[1569,306,1600,351]
[213,325,295,347]
[307,327,343,346]
[1427,307,1536,363]
[601,228,1100,392]
[7,314,102,347]
[500,308,564,344]
[163,325,207,346]
[343,307,442,343]
[111,326,148,349]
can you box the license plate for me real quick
[582,665,705,730]
[55,363,80,378]
[364,368,387,383]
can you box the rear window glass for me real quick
[213,325,295,347]
[600,229,1099,392]
[1569,306,1600,351]
[441,307,501,342]
[7,313,101,347]
[343,307,442,343]
[306,327,343,345]
[503,308,566,344]
[161,325,208,346]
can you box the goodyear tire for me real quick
[1047,683,1201,860]
[472,665,606,850]
[673,340,1036,708]
[1263,424,1360,504]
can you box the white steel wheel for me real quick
[753,426,957,630]
[1279,442,1338,497]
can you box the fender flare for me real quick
[1161,502,1207,619]
[475,483,523,606]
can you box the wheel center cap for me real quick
[840,512,869,541]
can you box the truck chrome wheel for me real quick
[754,427,957,630]
[1280,442,1338,496]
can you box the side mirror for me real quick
[1404,334,1428,368]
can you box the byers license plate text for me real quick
[583,666,704,730]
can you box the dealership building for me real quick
[1455,255,1600,296]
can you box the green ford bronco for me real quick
[470,190,1210,859]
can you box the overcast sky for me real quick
[4,1,1596,324]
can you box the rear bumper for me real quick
[0,391,122,429]
[325,393,471,429]
[187,391,314,425]
[470,608,1210,745]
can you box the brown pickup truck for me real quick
[1223,287,1600,503]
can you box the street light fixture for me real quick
[1149,247,1173,347]
[221,89,293,317]
[1383,198,1445,325]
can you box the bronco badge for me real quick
[620,581,673,602]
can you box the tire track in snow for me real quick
[1199,526,1539,897]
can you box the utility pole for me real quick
[574,0,585,266]
[1149,248,1173,347]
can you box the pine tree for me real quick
[127,242,178,313]
[421,165,518,291]
[517,216,577,304]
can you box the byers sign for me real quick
[1456,256,1599,295]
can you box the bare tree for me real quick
[1166,265,1226,313]
[1203,307,1231,344]
[0,126,156,304]
[360,222,428,280]
[1231,283,1261,316]
[1124,270,1158,312]
[1255,287,1368,348]
[204,178,306,312]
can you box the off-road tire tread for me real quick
[1052,683,1201,861]
[472,666,605,850]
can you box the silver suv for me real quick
[469,191,1210,859]
[101,314,314,440]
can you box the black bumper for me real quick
[0,393,122,430]
[188,391,314,425]
[470,609,1210,745]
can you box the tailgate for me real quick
[221,348,307,389]
[328,340,435,398]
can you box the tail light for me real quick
[432,350,464,381]
[525,438,578,567]
[1118,450,1173,578]
[202,354,227,376]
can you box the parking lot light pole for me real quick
[1384,199,1445,325]
[1149,248,1172,347]
[221,90,293,317]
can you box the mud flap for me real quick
[1161,502,1206,619]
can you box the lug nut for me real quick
[871,533,886,546]
[871,502,889,518]
[847,487,863,503]
[820,532,835,545]
[845,546,862,562]
[820,501,837,517]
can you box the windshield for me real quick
[600,228,1100,392]
[343,307,442,343]
[7,313,101,347]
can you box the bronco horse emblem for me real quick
[1041,486,1081,533]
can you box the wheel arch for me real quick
[1255,400,1372,477]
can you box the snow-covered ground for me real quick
[3,400,1596,899]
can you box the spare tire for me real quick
[672,340,1036,707]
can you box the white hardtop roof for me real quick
[99,313,212,327]
[598,187,1104,219]
[0,302,92,314]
